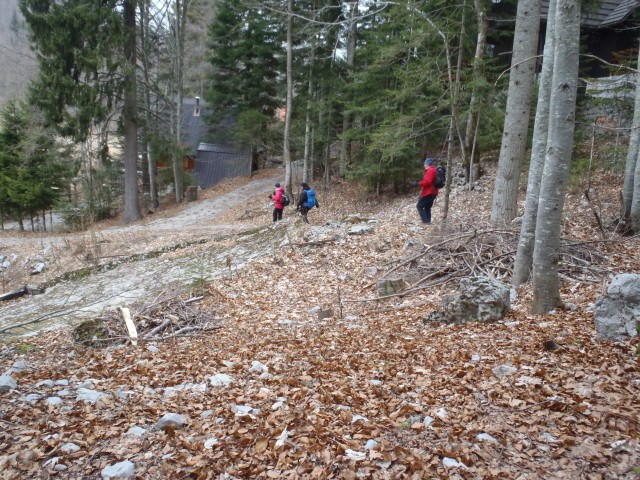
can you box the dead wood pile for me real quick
[82,293,223,345]
[371,226,619,299]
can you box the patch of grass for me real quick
[15,343,39,353]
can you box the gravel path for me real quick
[0,173,283,337]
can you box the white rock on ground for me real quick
[59,443,81,454]
[492,364,518,378]
[101,460,135,479]
[442,457,467,469]
[24,393,41,404]
[476,433,498,443]
[209,374,233,387]
[76,388,109,404]
[154,413,186,431]
[125,426,147,436]
[249,361,268,373]
[45,396,63,406]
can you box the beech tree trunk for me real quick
[491,0,540,223]
[513,0,557,286]
[631,141,640,229]
[623,44,640,222]
[531,0,580,314]
[123,0,142,224]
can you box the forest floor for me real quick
[0,162,639,479]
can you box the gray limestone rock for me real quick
[594,274,640,341]
[424,276,510,325]
[25,393,42,404]
[0,375,17,393]
[348,224,373,235]
[5,360,31,375]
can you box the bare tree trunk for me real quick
[531,0,580,314]
[631,140,640,229]
[443,0,467,223]
[139,0,158,210]
[172,0,189,204]
[283,0,294,193]
[623,43,640,221]
[463,0,489,180]
[513,0,557,286]
[339,0,358,177]
[123,0,142,224]
[303,41,315,184]
[491,0,540,223]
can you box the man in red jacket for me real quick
[417,157,438,224]
[269,182,286,222]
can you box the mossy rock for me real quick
[73,318,111,348]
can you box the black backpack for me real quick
[434,165,446,189]
[282,191,291,206]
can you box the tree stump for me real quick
[185,186,198,202]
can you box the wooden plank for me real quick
[119,307,138,346]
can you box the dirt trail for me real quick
[0,172,283,337]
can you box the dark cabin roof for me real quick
[541,0,640,27]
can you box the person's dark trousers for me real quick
[300,206,310,224]
[416,194,436,224]
[273,208,283,222]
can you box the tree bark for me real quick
[339,0,358,177]
[139,0,159,210]
[172,0,189,204]
[513,0,557,286]
[623,43,640,222]
[283,0,294,193]
[123,0,142,224]
[491,0,540,223]
[531,0,580,314]
[303,41,315,184]
[463,0,489,181]
[631,138,640,229]
[443,0,467,223]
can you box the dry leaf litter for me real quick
[0,166,639,479]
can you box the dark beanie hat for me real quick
[301,182,309,189]
[275,182,281,188]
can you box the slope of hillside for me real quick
[0,0,37,107]
[0,166,638,478]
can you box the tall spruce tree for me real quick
[20,0,142,223]
[343,1,460,191]
[0,100,70,230]
[206,0,282,119]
